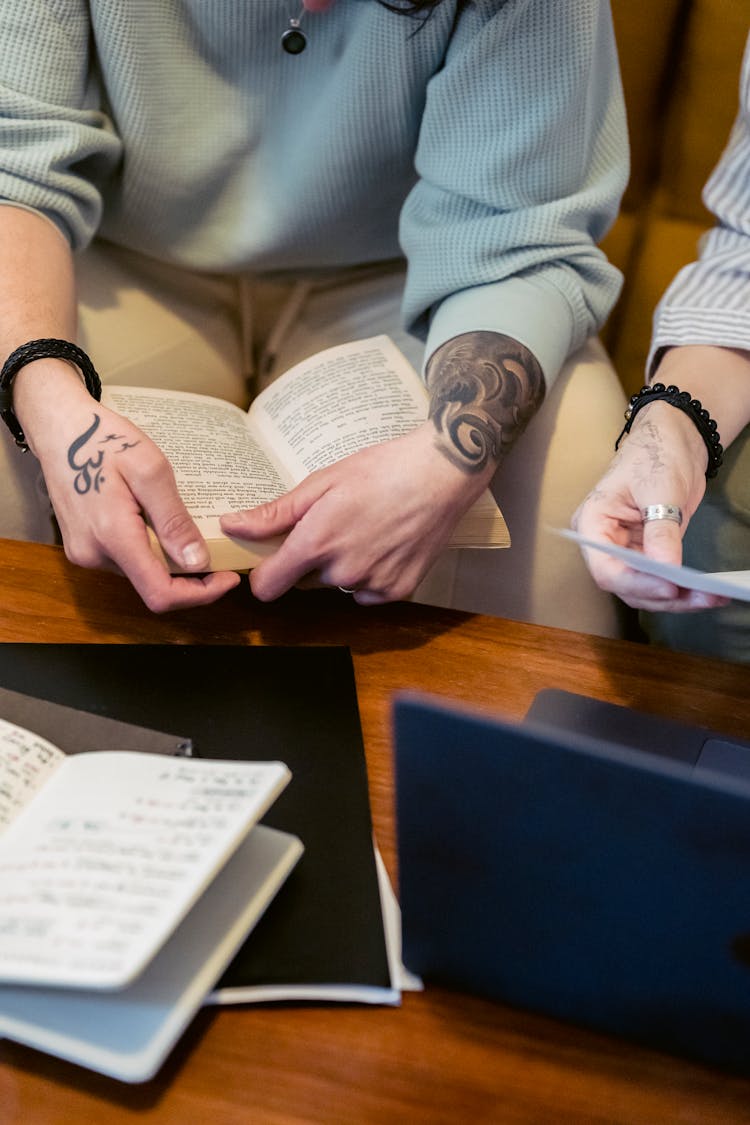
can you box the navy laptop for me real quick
[393,689,750,1073]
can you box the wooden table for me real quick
[1,538,750,1124]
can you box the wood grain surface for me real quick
[1,539,749,1125]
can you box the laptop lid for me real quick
[526,687,750,770]
[393,691,750,1074]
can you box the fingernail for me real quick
[182,541,207,568]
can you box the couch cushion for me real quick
[604,0,748,392]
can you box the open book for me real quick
[101,335,510,573]
[0,718,302,1081]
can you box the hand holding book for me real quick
[26,336,507,613]
[102,336,509,605]
[221,419,498,605]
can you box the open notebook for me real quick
[0,644,410,1036]
[0,823,301,1082]
[0,707,302,1082]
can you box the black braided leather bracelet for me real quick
[614,382,724,479]
[0,339,102,451]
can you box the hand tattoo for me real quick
[67,414,140,495]
[424,331,544,473]
[627,417,669,481]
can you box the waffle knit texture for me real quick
[0,0,627,383]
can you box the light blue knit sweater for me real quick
[0,0,627,382]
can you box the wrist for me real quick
[630,400,708,468]
[616,383,722,478]
[653,345,750,448]
[422,423,497,509]
[1,340,102,453]
[14,357,90,402]
[15,361,95,451]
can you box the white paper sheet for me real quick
[558,528,750,602]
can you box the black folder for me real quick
[0,644,391,998]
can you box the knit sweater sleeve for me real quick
[401,0,627,385]
[648,33,750,375]
[0,0,121,248]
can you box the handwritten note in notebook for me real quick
[0,725,290,991]
[0,717,65,829]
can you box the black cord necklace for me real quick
[281,8,307,53]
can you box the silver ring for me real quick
[337,586,358,594]
[641,504,683,526]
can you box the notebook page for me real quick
[0,718,65,832]
[0,752,289,990]
[0,825,303,1083]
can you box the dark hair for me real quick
[380,0,466,14]
[383,0,443,8]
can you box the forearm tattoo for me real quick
[424,331,545,473]
[67,413,140,494]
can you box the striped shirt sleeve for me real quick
[648,32,750,374]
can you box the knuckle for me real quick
[249,573,275,602]
[140,585,172,614]
[291,526,329,565]
[329,567,363,590]
[258,498,282,522]
[88,508,121,542]
[63,537,104,570]
[595,573,618,596]
[158,508,197,542]
[387,566,423,602]
[129,443,172,485]
[388,580,415,602]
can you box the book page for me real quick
[0,719,65,832]
[249,336,428,481]
[0,752,289,989]
[103,387,294,520]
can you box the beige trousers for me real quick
[0,241,627,636]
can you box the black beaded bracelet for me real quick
[614,382,724,478]
[0,339,102,451]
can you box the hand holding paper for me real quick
[559,528,750,607]
[568,395,725,612]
